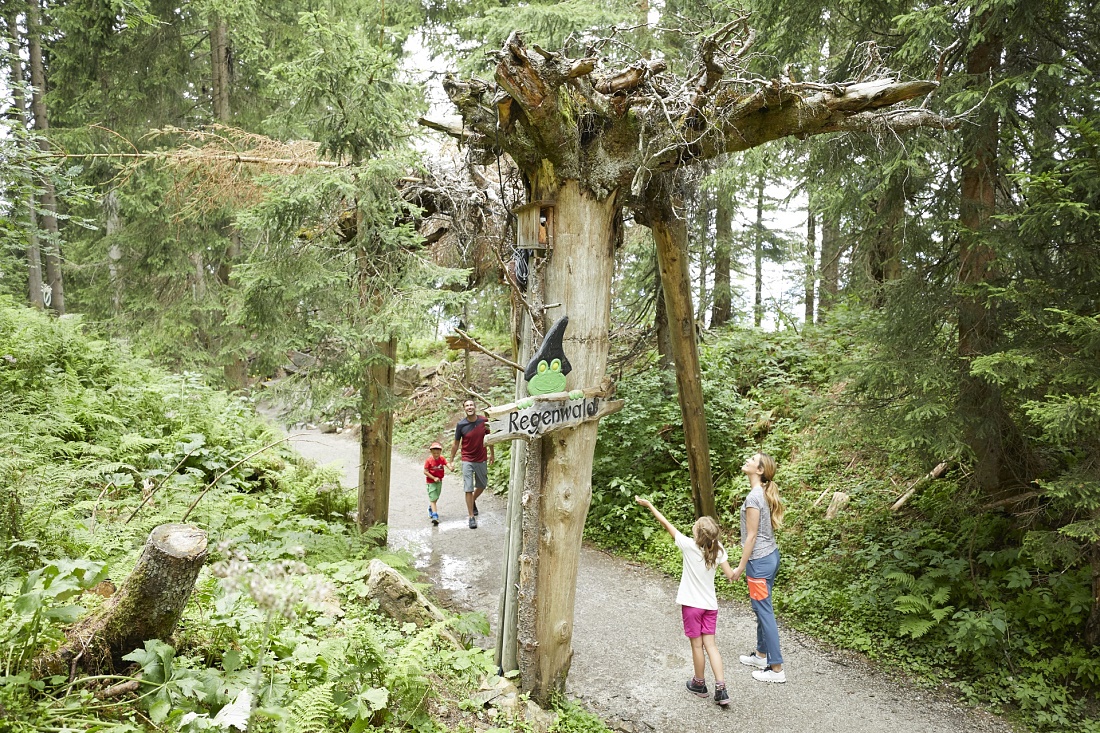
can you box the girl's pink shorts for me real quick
[681,605,718,638]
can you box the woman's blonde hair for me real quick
[692,516,722,569]
[758,453,785,530]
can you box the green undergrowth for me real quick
[0,299,605,733]
[585,326,1100,732]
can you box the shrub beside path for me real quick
[290,428,1015,733]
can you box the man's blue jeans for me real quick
[745,549,783,665]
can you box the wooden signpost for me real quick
[485,389,623,445]
[491,315,622,679]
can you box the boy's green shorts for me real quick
[426,480,442,502]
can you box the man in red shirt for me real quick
[450,399,494,529]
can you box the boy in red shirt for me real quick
[423,441,448,525]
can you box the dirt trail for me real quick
[289,428,1014,733]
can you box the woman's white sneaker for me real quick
[752,667,786,683]
[739,652,768,669]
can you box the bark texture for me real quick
[804,210,816,324]
[358,337,396,537]
[712,194,733,327]
[645,180,716,520]
[819,216,841,316]
[518,180,618,702]
[37,524,207,675]
[958,13,1013,494]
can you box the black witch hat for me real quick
[524,316,572,381]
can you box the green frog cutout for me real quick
[519,316,584,407]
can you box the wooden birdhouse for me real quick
[513,200,554,251]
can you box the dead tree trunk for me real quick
[514,179,618,701]
[434,27,944,701]
[37,524,207,675]
[645,179,717,520]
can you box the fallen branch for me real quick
[99,677,142,699]
[980,490,1042,511]
[125,446,203,524]
[890,461,949,512]
[181,436,295,522]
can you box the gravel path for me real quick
[288,428,1015,733]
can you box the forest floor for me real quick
[288,427,1017,733]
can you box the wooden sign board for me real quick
[484,390,624,446]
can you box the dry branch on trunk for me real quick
[430,32,949,201]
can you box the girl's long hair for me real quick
[758,453,785,530]
[692,516,722,569]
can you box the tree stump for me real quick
[825,492,850,520]
[37,523,208,676]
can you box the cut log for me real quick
[36,524,207,676]
[825,492,850,520]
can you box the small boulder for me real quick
[365,559,446,627]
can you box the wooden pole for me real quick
[648,182,717,520]
[497,254,538,673]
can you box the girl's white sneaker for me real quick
[752,667,787,683]
[739,652,768,669]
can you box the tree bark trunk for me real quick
[819,215,841,317]
[646,180,717,521]
[4,16,45,310]
[712,193,733,327]
[105,189,123,316]
[867,181,903,303]
[804,210,816,325]
[211,19,230,122]
[514,179,617,703]
[36,524,208,675]
[957,13,1006,495]
[753,169,765,328]
[357,337,396,539]
[27,0,64,315]
[694,187,710,325]
[653,263,673,368]
[1086,511,1100,647]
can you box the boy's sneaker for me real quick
[468,516,477,529]
[713,684,730,707]
[752,667,786,684]
[739,651,768,669]
[686,678,708,698]
[431,512,439,526]
[473,501,479,516]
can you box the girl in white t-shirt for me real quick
[636,495,736,707]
